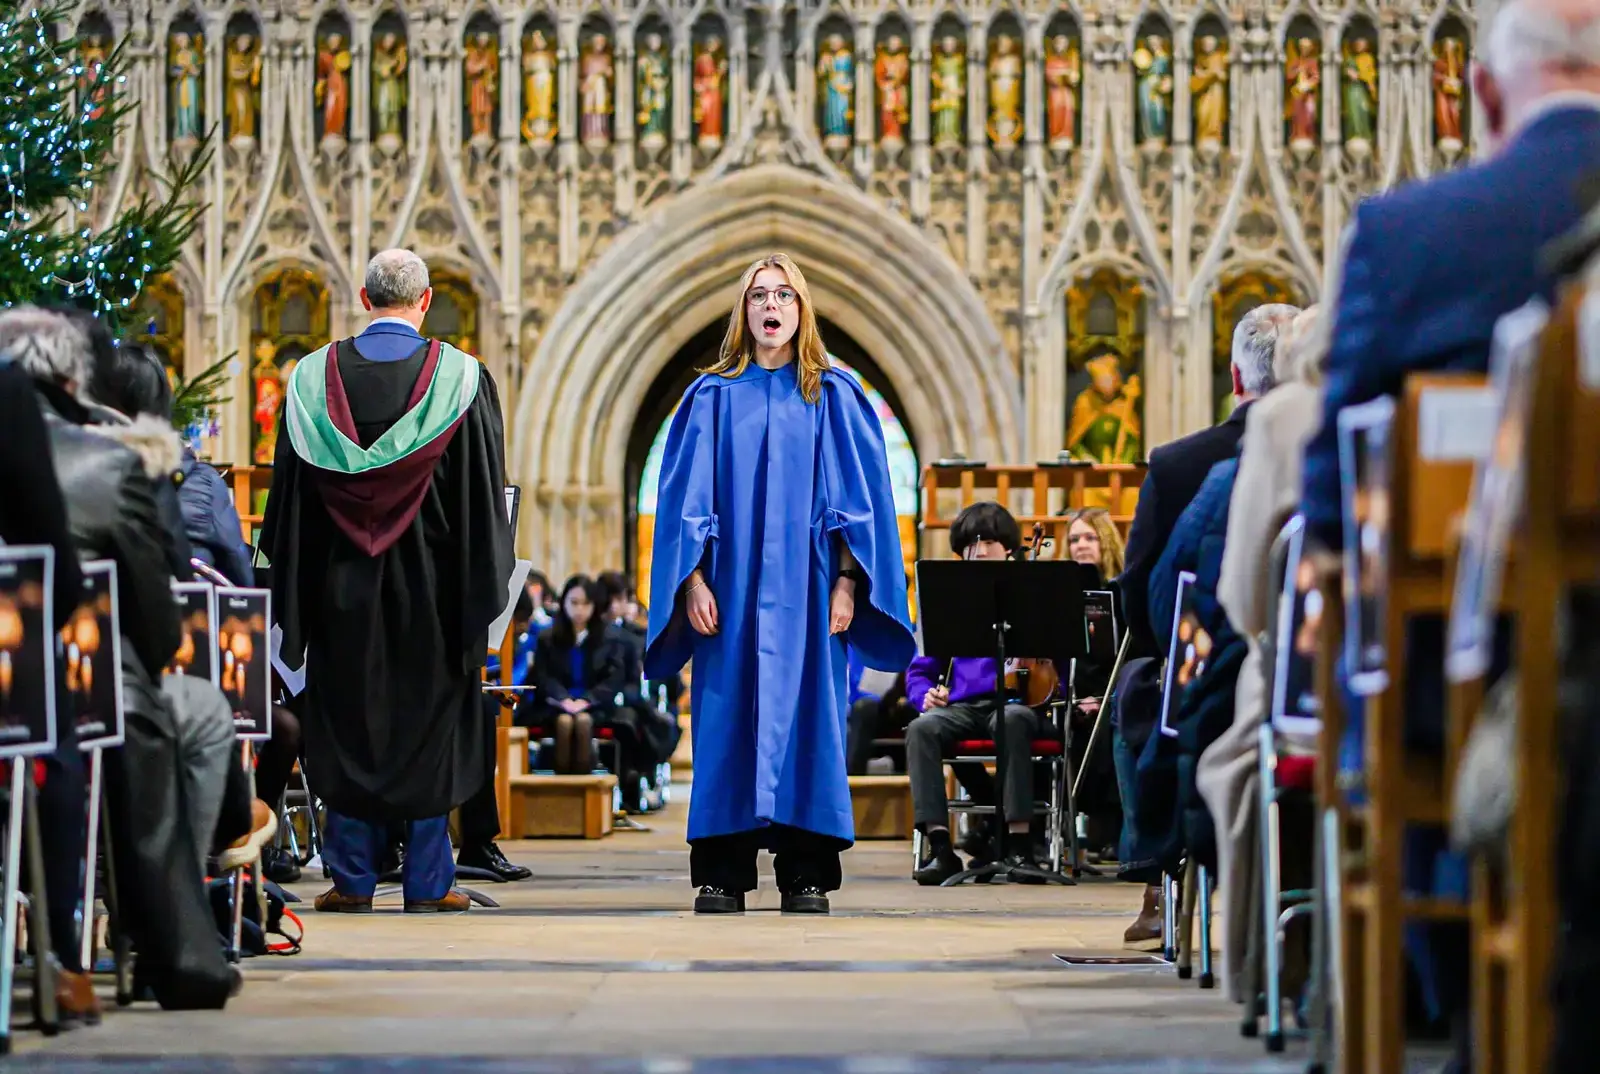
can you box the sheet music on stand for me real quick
[1446,300,1546,683]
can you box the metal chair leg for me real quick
[1264,775,1287,1052]
[1198,863,1215,989]
[1047,756,1064,873]
[0,761,27,1054]
[23,776,59,1035]
[79,748,103,973]
[1162,872,1178,962]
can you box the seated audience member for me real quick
[518,574,628,774]
[0,306,242,1009]
[0,353,93,1022]
[86,340,252,585]
[598,570,681,793]
[1194,304,1322,1001]
[1294,3,1600,1059]
[1059,507,1127,850]
[845,644,914,775]
[905,501,1066,885]
[1112,302,1301,942]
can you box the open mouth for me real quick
[762,316,782,333]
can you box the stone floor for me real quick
[12,787,1324,1072]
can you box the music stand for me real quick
[916,558,1091,886]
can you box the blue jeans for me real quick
[324,810,454,902]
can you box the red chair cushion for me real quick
[1276,755,1316,792]
[952,739,1064,757]
[596,727,615,740]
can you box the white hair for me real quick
[1231,303,1301,396]
[0,305,91,389]
[364,248,430,310]
[1482,2,1600,82]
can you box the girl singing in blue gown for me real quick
[644,253,916,914]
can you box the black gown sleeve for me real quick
[449,369,516,673]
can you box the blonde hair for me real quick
[1064,507,1126,579]
[702,253,831,404]
[1274,304,1326,387]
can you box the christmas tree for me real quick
[0,1,208,335]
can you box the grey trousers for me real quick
[163,674,243,876]
[906,699,1039,831]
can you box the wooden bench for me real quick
[849,775,913,840]
[506,773,618,839]
[1328,373,1490,1074]
[919,463,1146,559]
[1454,284,1600,1073]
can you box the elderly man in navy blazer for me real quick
[1296,0,1600,1066]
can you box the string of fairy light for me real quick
[0,5,151,313]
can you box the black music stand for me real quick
[916,558,1091,886]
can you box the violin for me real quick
[1004,523,1060,708]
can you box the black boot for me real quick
[693,886,746,914]
[914,828,964,886]
[458,841,533,882]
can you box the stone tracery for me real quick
[84,0,1482,574]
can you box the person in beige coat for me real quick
[1195,305,1323,1002]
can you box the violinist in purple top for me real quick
[644,253,916,916]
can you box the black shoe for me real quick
[458,841,533,882]
[694,886,746,914]
[780,885,830,914]
[261,846,302,885]
[913,851,965,886]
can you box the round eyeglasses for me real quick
[746,286,798,307]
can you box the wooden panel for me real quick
[849,775,914,840]
[508,774,617,839]
[1400,375,1489,560]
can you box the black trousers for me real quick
[458,695,502,848]
[689,825,847,894]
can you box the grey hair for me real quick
[363,248,430,310]
[1230,302,1301,396]
[0,305,91,389]
[1482,2,1600,82]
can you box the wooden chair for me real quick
[1329,373,1490,1074]
[919,463,1146,560]
[1454,283,1598,1073]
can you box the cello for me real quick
[1004,522,1060,707]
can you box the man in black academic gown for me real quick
[261,249,514,913]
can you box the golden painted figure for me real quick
[1132,35,1173,146]
[372,31,409,144]
[79,32,110,120]
[930,35,965,148]
[580,33,614,147]
[1285,36,1321,151]
[987,34,1023,149]
[1044,35,1081,151]
[225,34,262,143]
[315,31,352,142]
[521,30,557,144]
[1433,36,1466,151]
[464,30,499,144]
[1066,355,1143,464]
[875,35,910,145]
[693,35,728,148]
[168,31,204,143]
[1189,35,1228,152]
[252,338,283,465]
[816,33,854,150]
[1341,37,1379,149]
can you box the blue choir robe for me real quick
[644,361,916,844]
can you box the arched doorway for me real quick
[625,319,921,612]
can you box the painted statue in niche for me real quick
[1067,356,1142,464]
[168,31,203,144]
[251,338,285,465]
[1341,36,1379,152]
[1433,36,1466,153]
[521,30,557,145]
[372,31,409,147]
[315,31,351,143]
[637,32,671,150]
[1044,34,1081,151]
[1189,34,1228,155]
[79,32,111,121]
[464,30,499,145]
[1132,34,1173,147]
[930,35,965,148]
[580,33,614,148]
[224,34,262,145]
[693,35,728,149]
[875,35,909,146]
[1285,36,1321,153]
[817,33,854,150]
[987,34,1023,150]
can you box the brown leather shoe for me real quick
[1123,883,1163,945]
[404,889,471,913]
[313,887,373,913]
[56,969,101,1026]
